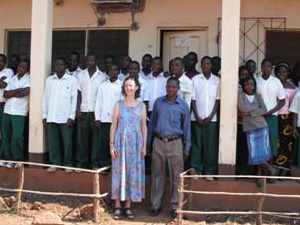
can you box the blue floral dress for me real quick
[111,100,145,202]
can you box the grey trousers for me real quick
[150,137,184,210]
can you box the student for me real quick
[0,60,30,167]
[139,54,153,80]
[104,55,114,75]
[238,76,275,175]
[275,63,297,171]
[144,57,167,114]
[66,51,82,78]
[8,54,20,75]
[246,59,257,78]
[163,58,174,78]
[43,57,78,172]
[290,88,300,168]
[110,77,147,219]
[256,59,285,157]
[184,52,200,79]
[190,56,220,179]
[118,56,132,81]
[149,77,191,219]
[95,64,122,167]
[211,56,221,77]
[76,53,107,169]
[172,57,193,108]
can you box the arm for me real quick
[182,103,191,155]
[68,79,78,125]
[141,103,148,157]
[94,86,102,128]
[148,100,158,147]
[4,87,30,98]
[249,94,267,117]
[264,82,286,116]
[110,103,120,159]
[191,100,203,124]
[42,79,49,125]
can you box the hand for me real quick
[42,119,47,127]
[196,117,204,125]
[239,112,250,118]
[0,79,6,89]
[183,151,189,161]
[110,146,119,160]
[202,116,212,125]
[76,111,82,119]
[66,119,74,127]
[141,147,147,157]
[293,128,299,138]
[95,120,101,129]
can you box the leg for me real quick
[91,122,101,168]
[60,124,74,167]
[10,115,26,161]
[76,113,92,168]
[0,113,12,159]
[47,123,62,165]
[97,123,111,167]
[150,138,166,210]
[266,116,279,157]
[167,139,184,210]
[203,122,219,175]
[190,122,204,173]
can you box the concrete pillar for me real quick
[29,0,53,162]
[218,0,241,174]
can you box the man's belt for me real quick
[155,134,181,143]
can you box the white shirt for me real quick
[191,73,220,122]
[144,72,167,111]
[4,73,30,116]
[177,73,193,108]
[66,67,82,79]
[43,73,78,123]
[289,90,300,127]
[0,68,14,102]
[256,75,286,115]
[77,68,107,112]
[139,70,152,81]
[95,79,122,123]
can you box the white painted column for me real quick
[218,0,240,170]
[29,0,53,160]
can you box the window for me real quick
[6,31,31,60]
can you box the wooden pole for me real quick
[256,178,266,225]
[16,164,25,212]
[93,172,100,223]
[177,174,185,225]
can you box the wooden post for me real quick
[256,178,266,225]
[93,172,100,223]
[177,174,185,225]
[16,164,25,212]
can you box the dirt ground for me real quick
[0,194,299,225]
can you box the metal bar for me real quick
[176,210,300,216]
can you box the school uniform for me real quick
[94,79,122,167]
[0,73,30,161]
[176,73,193,109]
[76,68,107,168]
[144,72,167,112]
[256,75,286,156]
[289,91,300,167]
[43,73,78,166]
[190,73,220,175]
[66,67,82,78]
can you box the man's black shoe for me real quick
[170,209,177,219]
[150,208,161,217]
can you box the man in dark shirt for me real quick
[149,77,191,219]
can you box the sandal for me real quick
[124,208,135,219]
[113,208,122,220]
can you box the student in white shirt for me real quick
[190,56,220,178]
[139,54,152,81]
[0,60,30,166]
[66,51,82,78]
[172,57,193,108]
[256,59,285,156]
[144,57,167,114]
[76,53,107,169]
[118,56,132,81]
[43,57,78,172]
[95,64,122,167]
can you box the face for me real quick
[124,79,138,97]
[244,79,255,95]
[261,61,273,76]
[142,56,152,69]
[0,56,6,70]
[121,56,131,69]
[128,63,140,77]
[201,58,212,74]
[169,60,174,74]
[86,55,97,69]
[278,66,289,82]
[105,57,113,71]
[152,59,162,73]
[109,65,119,80]
[9,56,20,69]
[68,54,79,70]
[239,68,249,81]
[166,80,179,97]
[185,54,198,69]
[246,61,257,75]
[17,62,29,75]
[54,59,66,74]
[173,60,183,75]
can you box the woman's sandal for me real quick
[113,208,122,220]
[124,208,135,219]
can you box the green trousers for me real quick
[76,113,100,168]
[0,113,26,161]
[96,122,111,168]
[190,121,219,174]
[47,123,73,166]
[266,115,279,156]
